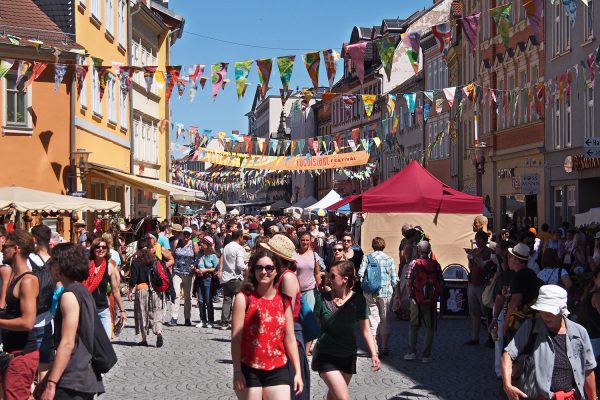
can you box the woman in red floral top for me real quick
[231,248,303,399]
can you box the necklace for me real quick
[333,290,351,306]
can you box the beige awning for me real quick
[0,186,121,213]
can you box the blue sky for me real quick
[168,0,434,157]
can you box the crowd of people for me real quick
[1,212,600,399]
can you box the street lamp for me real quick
[71,148,91,195]
[469,142,488,197]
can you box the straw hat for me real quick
[260,234,295,261]
[171,223,183,232]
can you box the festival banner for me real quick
[234,60,253,100]
[118,66,136,95]
[302,52,320,90]
[211,62,228,101]
[323,49,340,89]
[376,36,397,81]
[461,13,481,55]
[75,65,88,96]
[401,32,421,75]
[256,58,273,98]
[165,66,181,102]
[0,59,14,80]
[346,41,368,84]
[524,0,544,41]
[53,63,67,93]
[386,94,396,117]
[431,23,451,57]
[23,62,47,91]
[403,93,416,113]
[277,55,295,92]
[176,77,187,98]
[143,66,157,93]
[96,67,111,100]
[362,94,377,119]
[15,60,32,87]
[491,4,512,49]
[188,64,205,103]
[194,147,370,170]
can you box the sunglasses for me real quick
[342,239,352,242]
[333,248,343,252]
[254,265,276,273]
[96,246,107,250]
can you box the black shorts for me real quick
[242,364,289,388]
[315,352,357,375]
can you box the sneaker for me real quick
[195,322,205,328]
[168,318,177,327]
[206,323,214,329]
[219,323,231,330]
[156,334,163,348]
[464,339,479,346]
[184,319,192,327]
[403,353,417,361]
[421,356,432,363]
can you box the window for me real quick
[553,3,560,56]
[554,98,561,148]
[120,92,128,130]
[3,74,32,130]
[584,0,594,40]
[91,0,101,22]
[553,3,571,55]
[117,0,126,47]
[498,77,504,130]
[508,74,515,128]
[92,67,102,116]
[585,82,594,138]
[519,70,528,124]
[107,73,117,124]
[565,96,572,147]
[554,187,564,225]
[105,0,114,36]
[79,57,88,110]
[531,64,539,120]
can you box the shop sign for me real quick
[497,168,515,179]
[572,155,600,171]
[520,174,540,195]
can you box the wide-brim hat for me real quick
[259,234,295,261]
[531,285,569,316]
[508,242,530,262]
[171,224,183,232]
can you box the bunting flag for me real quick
[343,95,355,113]
[362,94,376,118]
[188,64,205,103]
[524,0,544,41]
[588,52,596,82]
[392,115,399,134]
[403,93,416,113]
[386,94,396,117]
[15,60,32,87]
[401,32,421,75]
[53,63,67,93]
[97,67,111,101]
[491,4,512,49]
[346,42,368,84]
[562,0,577,25]
[323,49,340,89]
[280,88,293,106]
[302,52,320,91]
[424,91,434,102]
[277,55,295,92]
[0,59,15,80]
[376,36,397,81]
[176,78,187,98]
[234,60,253,100]
[460,12,481,55]
[435,98,445,114]
[23,61,48,91]
[211,63,228,101]
[535,82,545,117]
[165,66,181,102]
[300,89,314,112]
[256,58,273,98]
[142,66,158,93]
[200,76,208,89]
[431,23,452,57]
[74,65,88,96]
[423,103,431,121]
[118,66,135,95]
[6,35,21,46]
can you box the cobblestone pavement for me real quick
[103,299,500,400]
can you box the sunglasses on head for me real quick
[254,265,275,273]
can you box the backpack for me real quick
[82,314,118,375]
[150,259,169,293]
[361,254,382,295]
[410,258,442,305]
[28,255,55,315]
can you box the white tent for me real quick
[306,190,342,211]
[229,209,240,215]
[575,207,600,227]
[0,186,121,213]
[262,199,291,211]
[285,196,318,214]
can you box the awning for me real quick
[0,186,121,213]
[326,195,360,212]
[307,190,342,211]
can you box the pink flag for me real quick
[346,42,368,84]
[460,13,481,55]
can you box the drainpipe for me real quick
[70,63,76,195]
[165,28,180,219]
[128,1,142,219]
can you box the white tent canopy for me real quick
[262,199,291,211]
[575,207,600,227]
[306,190,342,211]
[290,196,318,209]
[0,186,121,213]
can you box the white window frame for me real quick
[584,0,594,41]
[117,0,126,48]
[92,67,102,117]
[120,91,128,131]
[564,95,572,148]
[498,77,505,130]
[2,73,34,132]
[79,57,88,110]
[519,69,528,125]
[105,0,114,37]
[554,98,561,149]
[107,73,117,124]
[508,73,515,128]
[91,0,101,22]
[530,63,539,121]
[585,81,594,139]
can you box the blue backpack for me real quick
[361,254,382,294]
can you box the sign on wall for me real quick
[520,174,540,195]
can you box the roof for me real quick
[0,0,81,50]
[31,0,73,33]
[149,1,185,42]
[382,19,406,32]
[338,160,482,214]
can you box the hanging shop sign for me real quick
[572,155,600,171]
[497,168,515,179]
[194,148,370,170]
[520,173,540,195]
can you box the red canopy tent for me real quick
[343,160,482,213]
[344,161,483,269]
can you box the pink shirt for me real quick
[294,251,317,292]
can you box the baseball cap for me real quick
[183,227,193,234]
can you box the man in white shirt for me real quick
[217,230,247,330]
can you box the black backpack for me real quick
[28,255,55,315]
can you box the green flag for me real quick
[491,3,512,49]
[277,55,295,92]
[0,59,14,80]
[234,60,253,100]
[376,36,397,81]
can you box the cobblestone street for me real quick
[103,300,500,400]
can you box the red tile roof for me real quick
[0,0,83,51]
